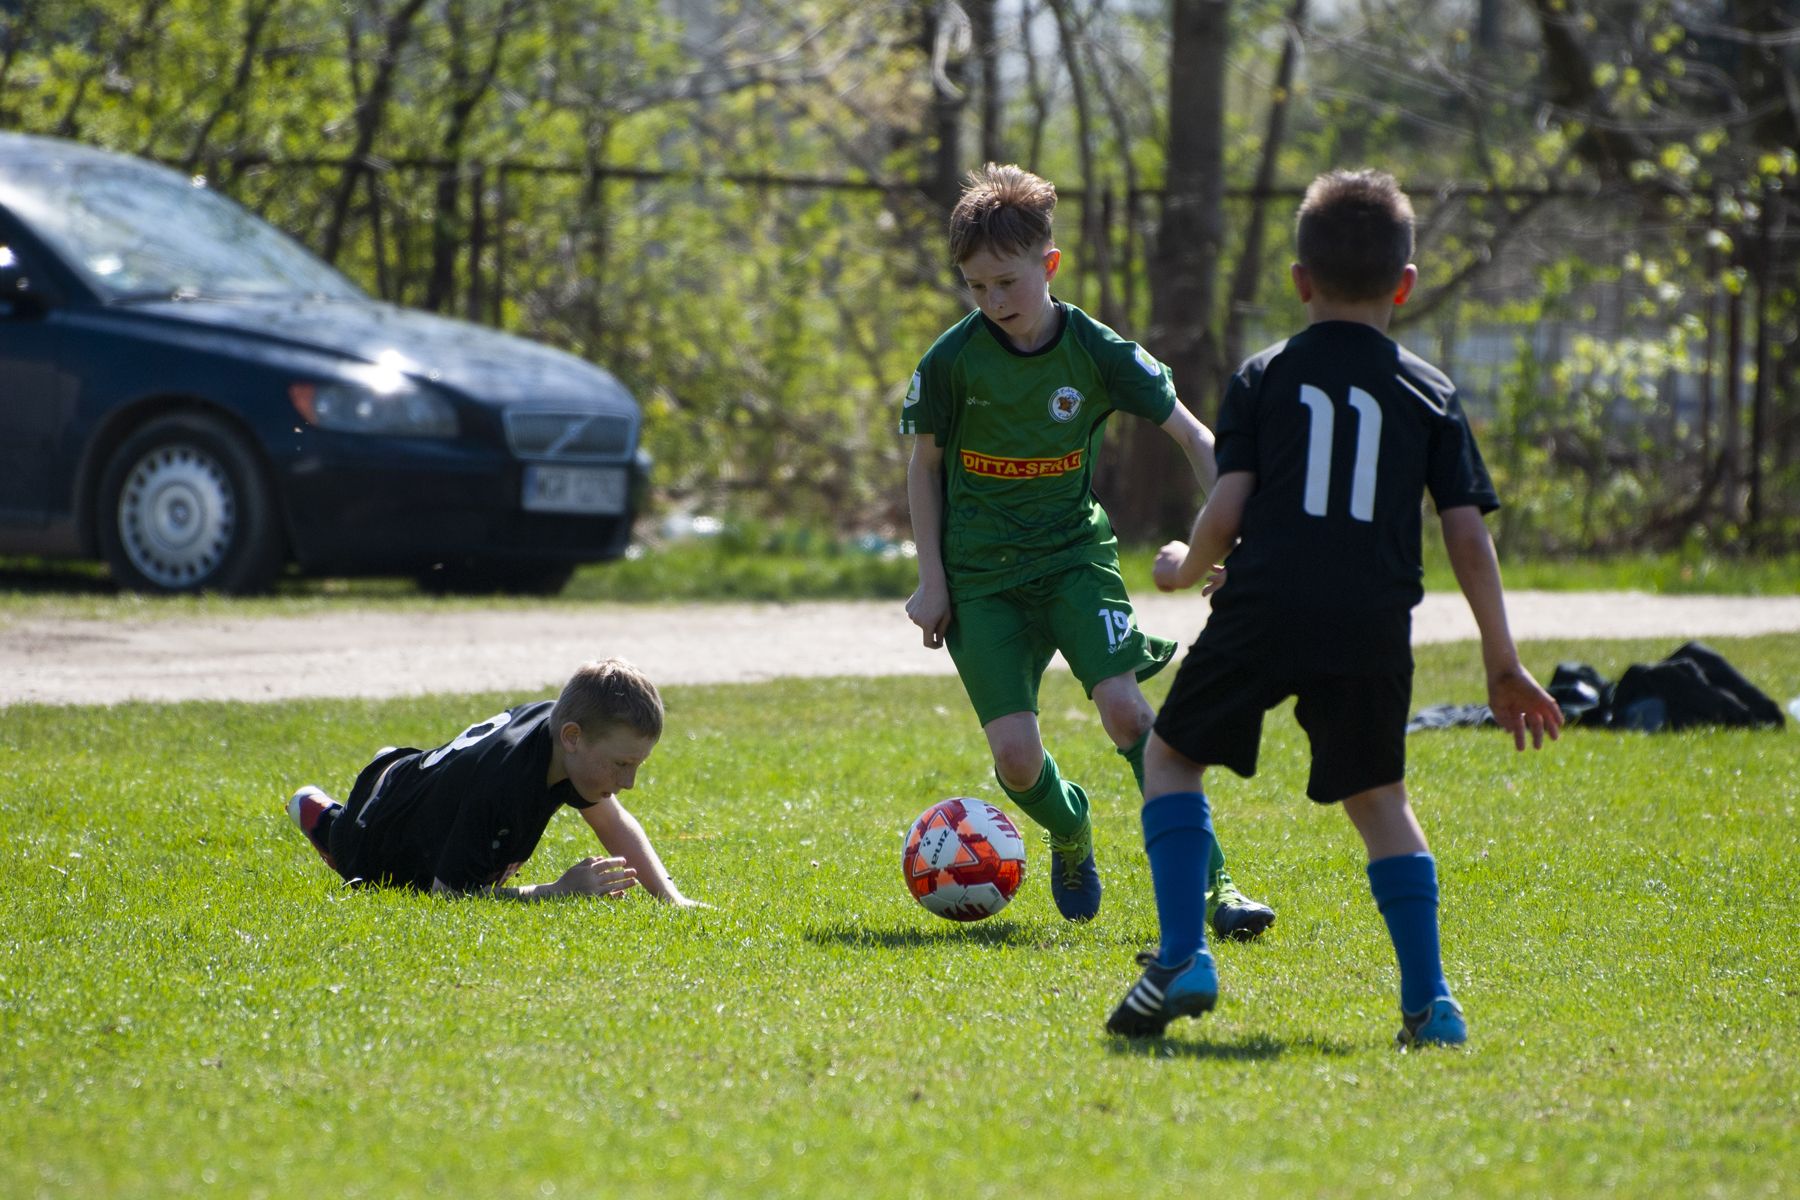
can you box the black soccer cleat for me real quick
[1207,871,1276,942]
[1106,949,1219,1038]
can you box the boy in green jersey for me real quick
[901,163,1274,932]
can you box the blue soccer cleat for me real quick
[1106,949,1219,1037]
[1396,996,1467,1049]
[1046,825,1102,922]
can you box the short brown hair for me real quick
[949,163,1057,263]
[1295,169,1415,301]
[551,658,663,739]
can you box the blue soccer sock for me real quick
[1142,791,1216,967]
[1366,852,1452,1014]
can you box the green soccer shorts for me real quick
[945,559,1177,726]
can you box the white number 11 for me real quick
[1298,384,1382,522]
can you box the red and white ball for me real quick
[902,798,1027,921]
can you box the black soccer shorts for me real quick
[1153,641,1412,803]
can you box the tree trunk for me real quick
[321,0,430,267]
[428,0,521,313]
[1222,0,1305,376]
[180,0,278,173]
[1019,0,1049,171]
[1104,0,1228,543]
[1046,0,1102,318]
[1722,281,1744,523]
[967,0,1003,165]
[0,0,42,116]
[921,0,970,213]
[1475,0,1501,53]
[1527,0,1653,185]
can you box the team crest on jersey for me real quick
[904,372,921,407]
[1134,345,1161,376]
[1048,386,1084,423]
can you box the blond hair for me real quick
[1295,168,1416,301]
[550,658,663,739]
[948,163,1057,264]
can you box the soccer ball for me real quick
[902,798,1027,921]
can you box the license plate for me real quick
[521,465,627,515]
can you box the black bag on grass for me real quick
[1407,641,1784,735]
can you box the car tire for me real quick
[96,413,285,595]
[415,559,577,597]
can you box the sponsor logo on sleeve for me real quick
[904,371,921,407]
[1134,345,1161,376]
[1048,386,1084,423]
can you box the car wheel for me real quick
[415,559,577,597]
[97,413,285,595]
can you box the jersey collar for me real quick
[980,298,1068,358]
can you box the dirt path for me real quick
[3,591,1797,707]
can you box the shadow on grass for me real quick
[806,920,1171,951]
[1105,1029,1356,1061]
[803,920,1029,948]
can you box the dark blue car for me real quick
[0,133,648,594]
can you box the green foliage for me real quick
[3,636,1798,1196]
[2,0,1795,551]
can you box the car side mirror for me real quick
[0,246,47,319]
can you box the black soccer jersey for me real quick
[331,700,594,891]
[1201,321,1497,670]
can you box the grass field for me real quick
[4,634,1797,1198]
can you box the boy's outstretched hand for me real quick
[1487,664,1564,751]
[1152,540,1227,595]
[555,855,639,898]
[1152,541,1191,592]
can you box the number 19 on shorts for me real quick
[1098,607,1134,650]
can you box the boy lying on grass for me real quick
[285,657,703,905]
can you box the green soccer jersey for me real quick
[899,301,1179,598]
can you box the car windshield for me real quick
[2,157,365,302]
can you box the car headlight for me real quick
[288,377,458,438]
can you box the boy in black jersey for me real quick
[1106,170,1562,1046]
[285,658,703,905]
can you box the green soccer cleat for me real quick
[1396,996,1467,1049]
[1046,824,1102,922]
[1206,869,1276,942]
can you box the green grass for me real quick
[3,538,1796,621]
[4,635,1798,1198]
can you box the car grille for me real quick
[503,409,636,461]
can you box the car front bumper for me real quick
[277,438,648,572]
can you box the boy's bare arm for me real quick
[1439,505,1563,750]
[429,857,638,902]
[1159,401,1218,495]
[580,795,705,907]
[1154,471,1254,593]
[904,436,951,649]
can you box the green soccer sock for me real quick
[1208,837,1228,894]
[998,751,1089,842]
[1117,732,1231,890]
[1116,730,1149,793]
